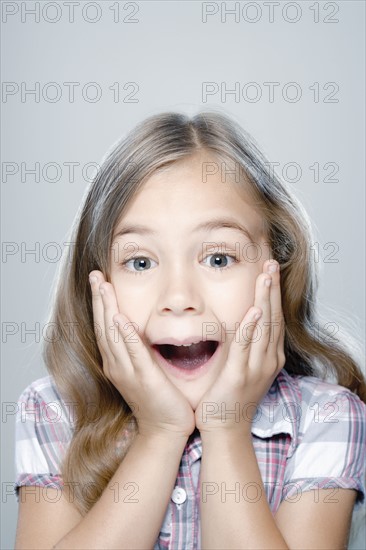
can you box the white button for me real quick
[171,486,187,505]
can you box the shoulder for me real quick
[276,369,366,422]
[279,371,366,507]
[16,374,75,426]
[293,372,362,399]
[15,374,74,474]
[280,370,366,448]
[17,374,64,404]
[291,373,366,427]
[253,369,365,444]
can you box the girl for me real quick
[14,111,365,549]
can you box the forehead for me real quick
[115,154,265,240]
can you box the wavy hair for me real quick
[42,110,366,515]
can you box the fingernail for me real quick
[254,310,262,321]
[265,277,272,287]
[89,275,97,284]
[267,262,278,273]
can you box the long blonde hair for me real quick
[43,110,366,515]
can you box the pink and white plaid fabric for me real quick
[14,368,366,549]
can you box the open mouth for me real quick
[152,341,219,370]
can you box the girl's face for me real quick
[109,153,270,410]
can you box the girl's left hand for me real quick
[195,259,286,437]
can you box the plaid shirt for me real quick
[14,369,366,549]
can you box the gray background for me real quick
[1,1,365,548]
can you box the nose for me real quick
[157,265,203,316]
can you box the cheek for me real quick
[112,281,148,325]
[209,270,258,326]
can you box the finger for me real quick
[98,281,134,377]
[89,270,111,362]
[250,270,273,360]
[224,306,263,379]
[264,260,285,357]
[113,311,168,381]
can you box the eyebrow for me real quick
[113,216,257,243]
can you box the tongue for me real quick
[157,341,214,370]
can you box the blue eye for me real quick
[202,253,238,270]
[121,256,156,275]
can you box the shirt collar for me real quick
[185,368,301,462]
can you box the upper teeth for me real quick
[182,342,199,347]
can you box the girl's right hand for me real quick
[89,270,196,440]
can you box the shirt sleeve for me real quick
[14,378,73,503]
[282,382,366,508]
